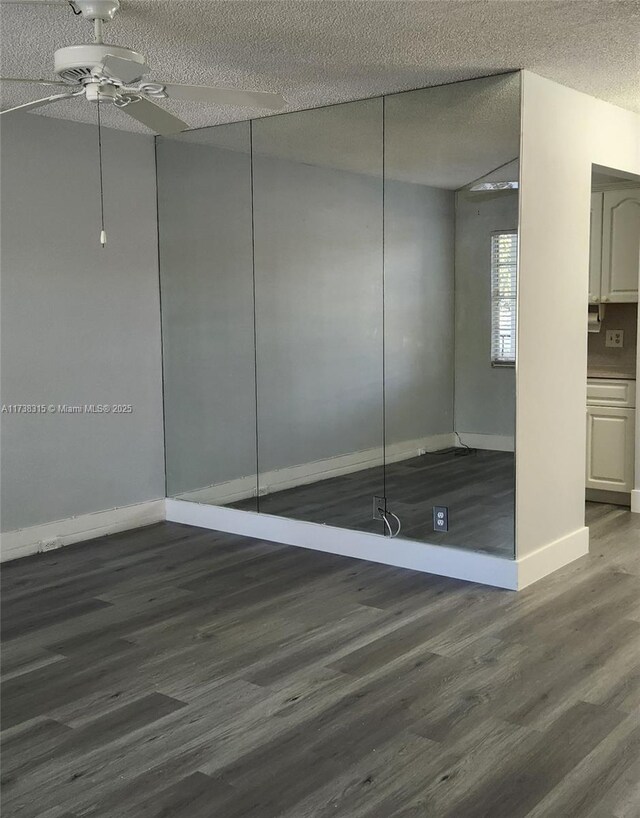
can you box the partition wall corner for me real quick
[514,71,640,578]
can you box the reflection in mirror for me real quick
[585,165,639,517]
[245,99,385,532]
[157,123,258,509]
[157,74,520,556]
[383,73,520,556]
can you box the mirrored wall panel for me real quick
[157,122,258,510]
[251,99,385,533]
[383,73,520,555]
[158,72,521,558]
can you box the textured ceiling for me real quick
[0,0,639,136]
[592,167,640,185]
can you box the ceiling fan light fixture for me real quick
[84,82,117,102]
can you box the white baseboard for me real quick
[456,433,515,452]
[516,526,589,590]
[166,499,591,591]
[0,490,591,590]
[178,476,256,506]
[631,489,640,513]
[176,433,456,506]
[165,498,519,590]
[0,499,166,563]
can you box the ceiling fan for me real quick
[0,0,287,135]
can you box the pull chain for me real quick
[97,93,106,247]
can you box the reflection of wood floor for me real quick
[2,502,638,817]
[233,449,515,558]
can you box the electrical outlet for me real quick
[605,329,624,348]
[39,537,61,552]
[373,496,387,520]
[433,506,449,532]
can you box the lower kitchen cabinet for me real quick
[586,405,636,492]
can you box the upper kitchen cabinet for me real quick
[599,187,640,303]
[589,192,603,302]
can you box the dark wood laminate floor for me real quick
[1,502,639,817]
[231,449,515,557]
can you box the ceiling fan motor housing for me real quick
[53,44,146,85]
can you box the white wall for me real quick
[454,190,518,440]
[0,113,165,536]
[517,72,640,557]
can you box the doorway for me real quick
[585,165,640,525]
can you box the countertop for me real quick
[587,369,636,380]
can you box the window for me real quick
[490,231,517,365]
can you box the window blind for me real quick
[490,231,518,365]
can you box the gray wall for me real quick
[158,137,456,491]
[385,180,455,444]
[454,190,518,437]
[156,128,258,496]
[252,153,385,472]
[0,113,164,531]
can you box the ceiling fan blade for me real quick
[119,95,188,135]
[0,91,79,116]
[101,54,149,84]
[0,76,67,86]
[159,84,286,110]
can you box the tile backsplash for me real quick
[588,303,638,377]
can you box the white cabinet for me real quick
[587,378,636,407]
[586,407,635,491]
[586,378,636,494]
[589,192,603,303]
[599,188,640,303]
